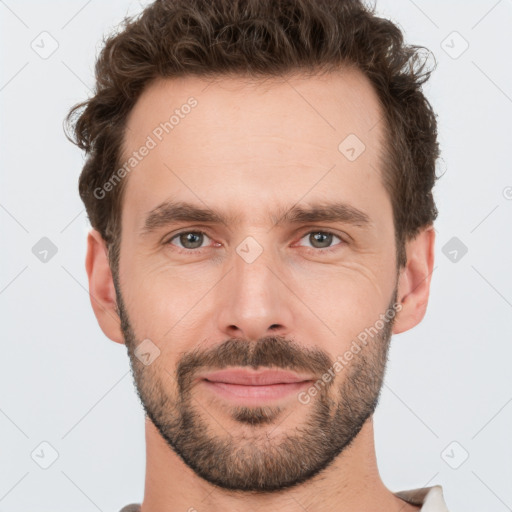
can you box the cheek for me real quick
[119,236,203,325]
[289,262,393,349]
[122,263,216,353]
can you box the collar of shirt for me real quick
[119,484,450,512]
[394,485,450,511]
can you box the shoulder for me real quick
[118,504,141,512]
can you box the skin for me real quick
[85,68,435,511]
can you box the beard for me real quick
[113,274,398,493]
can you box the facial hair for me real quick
[114,275,398,493]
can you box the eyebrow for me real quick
[140,199,372,236]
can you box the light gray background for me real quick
[1,0,511,510]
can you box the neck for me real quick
[140,416,419,512]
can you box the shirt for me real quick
[118,484,450,511]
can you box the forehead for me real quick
[120,68,388,228]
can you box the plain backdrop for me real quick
[1,0,511,510]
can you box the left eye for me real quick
[297,231,344,251]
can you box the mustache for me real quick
[176,335,333,395]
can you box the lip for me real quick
[196,368,314,404]
[199,368,314,386]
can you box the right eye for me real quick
[165,230,216,253]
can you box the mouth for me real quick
[196,368,314,404]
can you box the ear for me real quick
[393,225,436,335]
[85,228,125,344]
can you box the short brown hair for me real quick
[64,0,440,275]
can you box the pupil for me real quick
[182,232,202,248]
[312,232,331,248]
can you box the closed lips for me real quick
[199,369,314,386]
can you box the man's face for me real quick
[115,70,399,491]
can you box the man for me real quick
[65,0,450,510]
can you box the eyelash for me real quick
[164,229,346,256]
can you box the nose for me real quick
[215,241,295,342]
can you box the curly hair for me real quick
[64,0,440,276]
